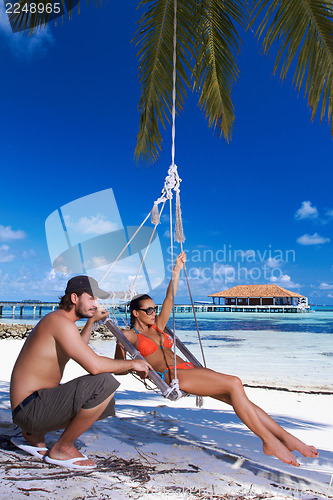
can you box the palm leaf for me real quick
[7,0,106,34]
[251,0,333,133]
[134,0,195,164]
[192,0,245,142]
[7,0,60,33]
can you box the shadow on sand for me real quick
[0,382,332,496]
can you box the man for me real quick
[10,275,151,469]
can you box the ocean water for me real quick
[1,308,332,393]
[171,310,333,393]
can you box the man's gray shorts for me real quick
[12,373,120,434]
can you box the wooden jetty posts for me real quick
[0,301,58,317]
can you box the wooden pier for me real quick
[156,304,309,313]
[0,301,309,318]
[0,301,58,317]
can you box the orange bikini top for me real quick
[134,325,174,357]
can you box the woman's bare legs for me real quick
[176,367,317,466]
[251,403,317,457]
[214,392,318,458]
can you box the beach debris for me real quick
[150,486,289,499]
[18,487,51,494]
[97,454,153,483]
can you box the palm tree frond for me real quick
[7,0,83,33]
[134,0,195,164]
[192,0,245,142]
[251,0,333,133]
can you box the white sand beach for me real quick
[0,339,332,500]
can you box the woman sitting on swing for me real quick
[115,252,318,467]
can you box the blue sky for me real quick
[0,2,332,304]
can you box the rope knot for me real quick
[128,285,137,300]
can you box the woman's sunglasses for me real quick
[138,306,158,315]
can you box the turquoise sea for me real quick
[1,307,332,393]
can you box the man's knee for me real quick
[81,373,120,411]
[90,372,117,390]
[98,393,116,420]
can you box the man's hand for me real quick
[92,304,109,323]
[131,359,153,379]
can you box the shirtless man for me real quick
[10,275,151,469]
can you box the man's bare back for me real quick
[10,310,84,409]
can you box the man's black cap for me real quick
[65,275,110,299]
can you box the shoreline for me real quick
[243,383,333,395]
[1,325,331,395]
[0,322,114,340]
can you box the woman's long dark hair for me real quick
[129,294,152,328]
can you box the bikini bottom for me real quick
[157,361,194,381]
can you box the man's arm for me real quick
[56,321,151,378]
[80,305,109,344]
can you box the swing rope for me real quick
[132,202,166,287]
[168,0,181,395]
[95,0,206,404]
[98,208,154,287]
[180,242,207,368]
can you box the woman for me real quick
[116,252,318,467]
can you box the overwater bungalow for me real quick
[208,285,309,313]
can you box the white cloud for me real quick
[295,201,318,220]
[242,250,254,257]
[46,269,57,280]
[266,257,281,268]
[64,214,118,235]
[0,224,26,241]
[0,244,15,262]
[0,267,70,299]
[270,274,300,289]
[88,256,109,267]
[319,283,333,290]
[0,3,54,58]
[297,233,330,246]
[22,249,36,259]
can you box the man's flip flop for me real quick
[44,454,97,470]
[10,437,48,460]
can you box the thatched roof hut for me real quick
[209,284,304,298]
[209,285,306,307]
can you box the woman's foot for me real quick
[281,433,318,458]
[263,436,300,467]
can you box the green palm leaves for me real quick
[193,1,244,143]
[134,0,195,163]
[251,0,333,133]
[134,0,245,162]
[10,0,333,162]
[135,0,333,162]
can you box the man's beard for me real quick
[76,304,95,319]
